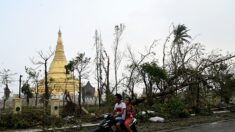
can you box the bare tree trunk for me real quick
[44,60,49,107]
[95,30,101,106]
[3,99,6,110]
[113,24,125,94]
[114,49,118,94]
[73,72,75,103]
[35,82,38,106]
[114,29,118,94]
[196,83,200,113]
[78,74,82,114]
[106,57,110,102]
[102,50,111,103]
[19,75,22,98]
[27,96,29,106]
[99,45,103,105]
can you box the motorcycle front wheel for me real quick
[92,127,113,132]
[92,126,103,132]
[131,125,137,132]
[104,127,114,132]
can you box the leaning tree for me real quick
[65,52,90,114]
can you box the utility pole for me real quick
[19,75,23,98]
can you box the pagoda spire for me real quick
[58,29,62,37]
[37,30,79,96]
[48,30,68,80]
[53,29,66,61]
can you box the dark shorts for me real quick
[115,119,124,125]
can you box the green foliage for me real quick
[173,24,192,45]
[152,102,170,117]
[4,84,10,100]
[22,82,33,98]
[0,113,36,129]
[65,60,75,74]
[0,107,64,129]
[66,52,91,74]
[62,101,77,117]
[140,62,167,105]
[221,77,235,103]
[141,62,167,82]
[25,67,40,81]
[152,98,190,118]
[167,99,190,118]
[209,63,235,104]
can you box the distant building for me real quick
[82,81,95,98]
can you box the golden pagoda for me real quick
[37,30,79,96]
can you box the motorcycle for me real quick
[92,113,137,132]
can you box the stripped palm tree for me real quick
[171,24,192,71]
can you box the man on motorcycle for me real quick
[113,94,126,132]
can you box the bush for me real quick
[167,99,190,118]
[152,103,170,117]
[152,98,190,118]
[0,113,13,129]
[0,113,32,129]
[0,107,64,129]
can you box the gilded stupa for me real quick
[37,30,79,96]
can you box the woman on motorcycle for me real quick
[124,97,135,132]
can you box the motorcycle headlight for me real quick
[104,114,108,118]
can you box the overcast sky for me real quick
[0,0,235,97]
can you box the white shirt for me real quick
[114,101,126,120]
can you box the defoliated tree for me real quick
[153,24,235,111]
[31,49,54,107]
[113,24,125,94]
[94,30,103,106]
[65,52,90,114]
[102,50,111,104]
[125,41,156,99]
[0,68,16,110]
